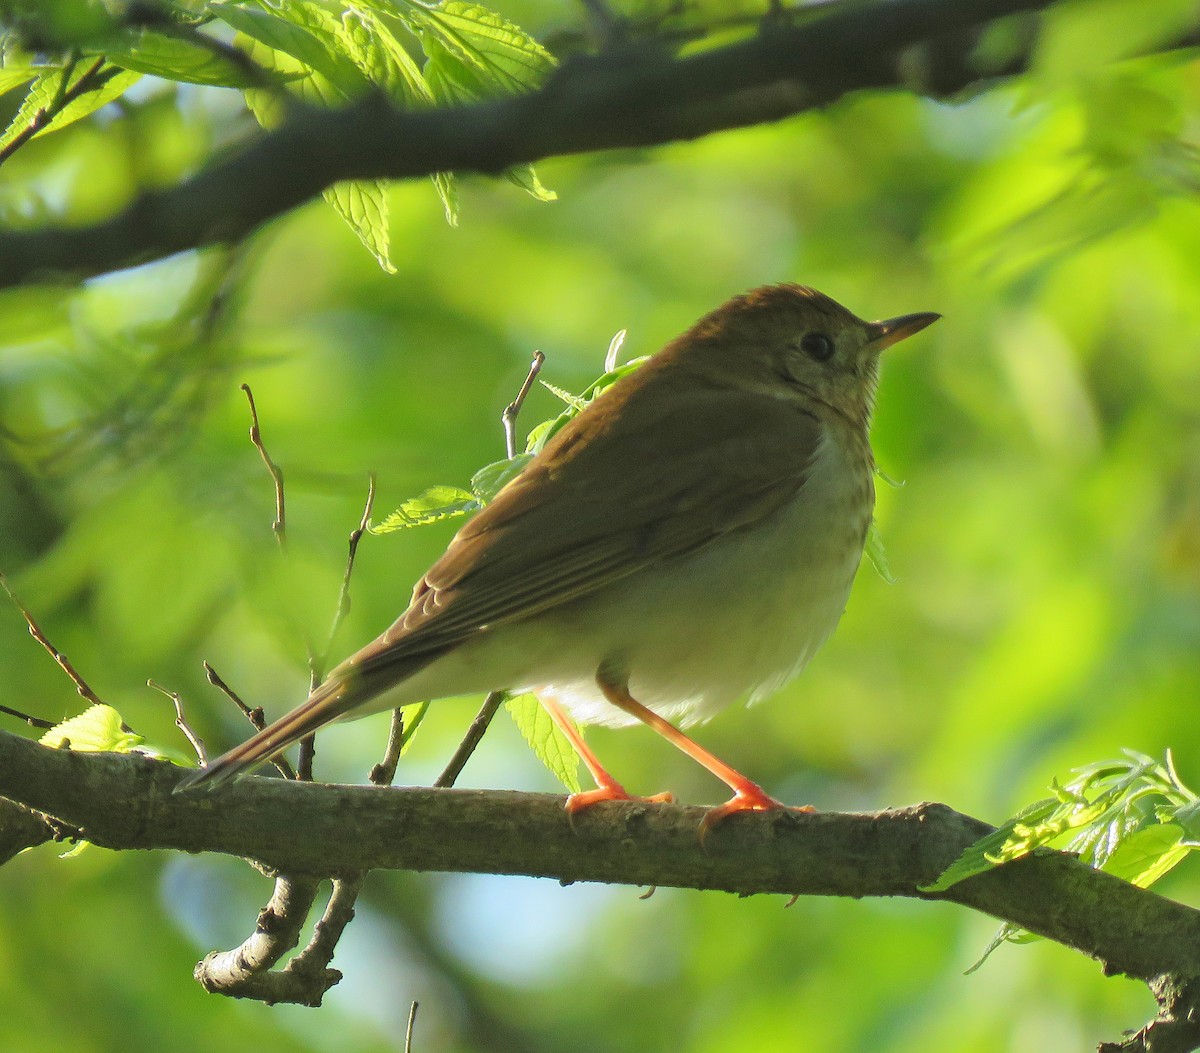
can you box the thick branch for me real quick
[0,0,1064,288]
[2,728,1199,989]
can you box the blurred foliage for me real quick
[1,0,1200,1051]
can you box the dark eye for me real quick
[800,331,835,362]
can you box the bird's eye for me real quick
[800,332,835,362]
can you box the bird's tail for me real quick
[173,668,363,793]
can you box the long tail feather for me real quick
[174,671,360,793]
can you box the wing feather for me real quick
[347,372,822,679]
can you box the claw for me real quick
[565,783,675,823]
[698,786,814,846]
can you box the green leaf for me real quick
[401,0,555,95]
[431,169,460,226]
[504,163,557,203]
[324,178,397,274]
[93,28,264,88]
[214,0,366,95]
[504,693,581,793]
[864,519,895,584]
[370,485,479,533]
[920,797,1060,892]
[1102,824,1191,887]
[0,65,40,98]
[0,62,140,153]
[39,704,144,754]
[470,453,532,503]
[525,356,650,453]
[539,380,588,412]
[413,11,556,205]
[398,701,430,755]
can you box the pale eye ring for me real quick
[800,331,835,362]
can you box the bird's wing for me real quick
[347,376,823,676]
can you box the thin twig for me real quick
[147,679,208,765]
[435,692,505,788]
[405,1002,419,1053]
[0,703,55,730]
[369,709,406,787]
[501,351,545,460]
[0,570,104,708]
[318,473,377,679]
[240,384,286,550]
[203,661,295,779]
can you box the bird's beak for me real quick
[866,311,941,351]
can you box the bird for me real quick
[177,284,938,829]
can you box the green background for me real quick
[2,1,1200,1049]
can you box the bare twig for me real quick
[283,872,365,992]
[318,473,377,678]
[405,1002,419,1053]
[147,679,208,765]
[193,874,327,1004]
[202,661,296,779]
[0,571,104,708]
[240,384,287,550]
[501,351,546,459]
[369,709,406,787]
[435,692,505,788]
[0,704,55,730]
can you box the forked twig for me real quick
[369,708,406,787]
[147,679,208,765]
[240,384,286,549]
[502,351,545,460]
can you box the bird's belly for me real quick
[536,492,867,727]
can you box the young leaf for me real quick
[0,63,139,153]
[1102,824,1190,888]
[324,178,397,274]
[504,693,581,793]
[864,519,895,584]
[470,453,532,503]
[400,0,555,95]
[398,701,430,755]
[370,485,479,533]
[39,704,144,754]
[94,28,265,88]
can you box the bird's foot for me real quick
[699,784,814,843]
[565,782,675,820]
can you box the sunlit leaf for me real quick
[864,520,895,584]
[94,27,264,87]
[39,704,144,754]
[470,454,532,503]
[504,692,581,793]
[370,485,479,533]
[0,62,139,152]
[325,178,397,274]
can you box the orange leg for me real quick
[537,693,674,815]
[596,673,813,836]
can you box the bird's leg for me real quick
[537,692,674,814]
[595,672,812,835]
